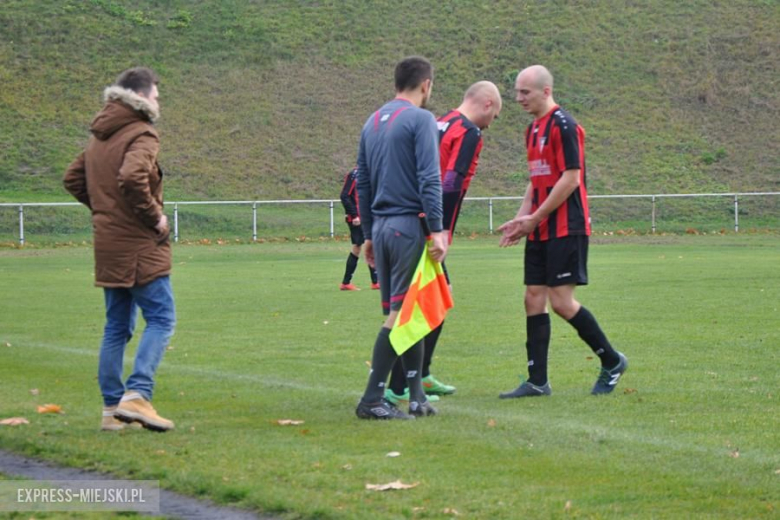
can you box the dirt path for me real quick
[0,450,276,519]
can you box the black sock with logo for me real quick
[401,340,426,403]
[567,306,619,368]
[362,328,397,402]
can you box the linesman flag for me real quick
[389,214,454,355]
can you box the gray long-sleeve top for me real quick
[356,98,443,240]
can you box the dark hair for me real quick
[115,67,159,95]
[394,56,433,92]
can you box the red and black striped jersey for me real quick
[340,167,359,222]
[525,105,590,241]
[437,110,483,242]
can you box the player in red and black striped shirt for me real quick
[339,166,378,291]
[499,65,628,398]
[387,81,502,402]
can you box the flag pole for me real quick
[418,213,431,239]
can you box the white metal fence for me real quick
[1,192,778,245]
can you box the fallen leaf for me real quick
[166,345,175,351]
[276,419,305,426]
[623,388,637,394]
[342,464,352,471]
[564,500,572,512]
[36,404,62,414]
[386,451,401,458]
[190,426,196,433]
[155,450,166,455]
[365,360,372,368]
[774,469,780,475]
[365,480,419,491]
[29,389,39,396]
[729,449,740,459]
[4,342,10,347]
[0,417,30,426]
[323,320,329,325]
[487,419,497,427]
[442,508,460,516]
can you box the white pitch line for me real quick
[8,339,779,469]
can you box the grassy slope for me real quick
[0,0,778,203]
[0,237,778,518]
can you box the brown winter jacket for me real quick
[63,86,171,288]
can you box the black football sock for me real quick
[369,264,378,284]
[526,313,551,386]
[362,328,398,402]
[421,322,444,378]
[567,306,620,367]
[342,252,359,285]
[388,357,406,395]
[401,340,426,403]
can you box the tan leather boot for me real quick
[114,391,174,432]
[101,406,141,431]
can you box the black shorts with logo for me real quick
[348,222,365,246]
[524,235,589,287]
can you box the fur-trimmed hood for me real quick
[90,86,159,140]
[104,86,159,122]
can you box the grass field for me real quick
[0,236,778,519]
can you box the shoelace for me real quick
[596,367,612,385]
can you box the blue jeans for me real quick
[98,276,176,406]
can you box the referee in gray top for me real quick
[355,56,448,420]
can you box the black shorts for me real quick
[348,223,365,246]
[524,235,589,287]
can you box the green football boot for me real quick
[422,374,456,395]
[384,388,439,405]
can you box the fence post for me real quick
[488,198,494,233]
[329,200,334,238]
[651,195,656,234]
[173,203,179,243]
[18,205,25,246]
[252,202,258,241]
[734,195,739,233]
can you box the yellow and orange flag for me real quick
[389,230,454,355]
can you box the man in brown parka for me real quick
[64,67,175,432]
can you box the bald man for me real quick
[386,81,502,404]
[498,65,628,398]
